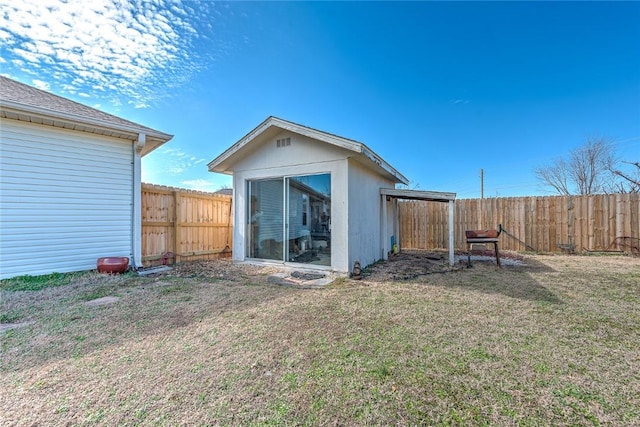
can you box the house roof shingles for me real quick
[0,76,172,154]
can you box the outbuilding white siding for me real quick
[230,130,351,273]
[347,158,397,269]
[0,120,134,279]
[209,116,410,275]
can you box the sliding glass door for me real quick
[247,174,331,266]
[247,179,283,260]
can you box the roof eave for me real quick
[207,117,274,173]
[0,100,173,156]
[360,145,409,185]
[380,188,457,202]
[208,117,408,184]
[208,116,365,174]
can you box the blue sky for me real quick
[2,1,639,198]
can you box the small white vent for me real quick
[276,137,291,148]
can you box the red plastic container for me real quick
[97,257,129,274]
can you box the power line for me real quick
[611,136,640,146]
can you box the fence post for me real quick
[391,194,637,254]
[174,190,181,263]
[448,200,455,266]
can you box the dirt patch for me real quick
[166,259,336,288]
[84,296,119,307]
[267,271,334,288]
[362,251,457,281]
[0,321,34,332]
[167,258,282,280]
[361,249,526,281]
[163,251,526,283]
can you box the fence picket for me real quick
[142,184,232,266]
[397,194,639,253]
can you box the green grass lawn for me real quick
[1,254,639,426]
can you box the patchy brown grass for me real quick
[1,254,639,426]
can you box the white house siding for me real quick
[347,158,396,270]
[0,120,133,279]
[230,130,351,273]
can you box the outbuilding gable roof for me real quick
[208,116,409,185]
[0,76,172,155]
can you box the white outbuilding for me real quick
[209,116,439,275]
[0,76,173,279]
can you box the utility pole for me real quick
[479,168,484,228]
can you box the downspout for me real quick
[131,133,146,269]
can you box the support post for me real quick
[448,200,455,267]
[381,195,388,260]
[174,190,181,264]
[393,198,399,253]
[132,134,145,269]
[479,168,484,228]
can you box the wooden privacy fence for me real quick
[399,193,639,253]
[141,183,233,266]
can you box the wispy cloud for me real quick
[450,99,470,105]
[180,179,219,192]
[0,0,222,108]
[161,148,208,176]
[32,79,50,91]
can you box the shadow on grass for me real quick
[455,259,563,305]
[2,256,564,374]
[0,264,296,373]
[365,251,563,305]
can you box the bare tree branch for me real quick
[612,161,640,193]
[568,136,614,195]
[534,158,571,195]
[535,135,621,195]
